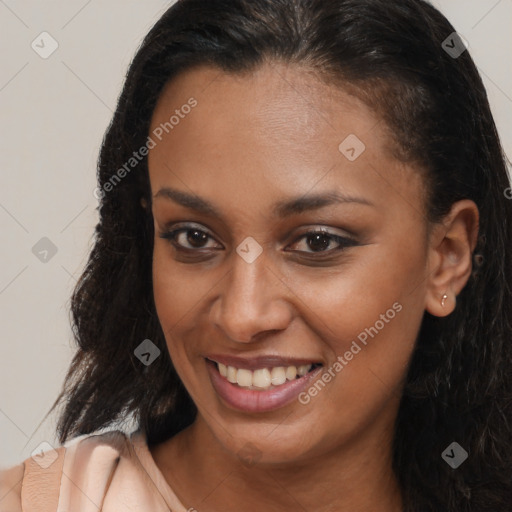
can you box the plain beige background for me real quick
[1,0,511,467]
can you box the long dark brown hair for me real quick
[47,1,512,510]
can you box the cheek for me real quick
[291,240,426,420]
[289,239,425,345]
[152,241,204,317]
[152,241,223,360]
[153,249,179,329]
[152,244,194,350]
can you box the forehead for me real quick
[147,62,424,219]
[149,62,381,151]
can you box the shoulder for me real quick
[0,460,24,511]
[0,430,130,512]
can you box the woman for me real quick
[1,0,511,511]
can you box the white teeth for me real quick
[270,367,287,386]
[216,362,314,390]
[236,368,253,387]
[252,368,272,388]
[227,365,237,384]
[285,366,297,381]
[297,364,310,376]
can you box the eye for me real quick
[286,228,358,255]
[158,224,222,251]
[159,223,358,258]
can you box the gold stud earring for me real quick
[441,293,448,307]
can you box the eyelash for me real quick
[158,223,358,258]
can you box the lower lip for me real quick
[206,360,323,413]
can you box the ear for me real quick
[424,199,479,317]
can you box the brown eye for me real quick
[287,230,358,255]
[159,224,358,258]
[179,228,209,248]
[159,224,221,251]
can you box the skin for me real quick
[146,61,479,512]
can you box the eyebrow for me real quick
[153,186,373,218]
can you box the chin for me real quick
[204,409,328,466]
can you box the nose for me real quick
[209,250,293,343]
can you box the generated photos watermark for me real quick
[93,97,197,200]
[298,301,403,405]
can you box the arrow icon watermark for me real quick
[339,134,366,162]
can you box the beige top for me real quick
[0,429,189,512]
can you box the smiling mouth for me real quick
[207,359,323,391]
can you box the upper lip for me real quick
[205,354,323,370]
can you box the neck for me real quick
[152,407,404,512]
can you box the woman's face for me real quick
[148,62,432,464]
